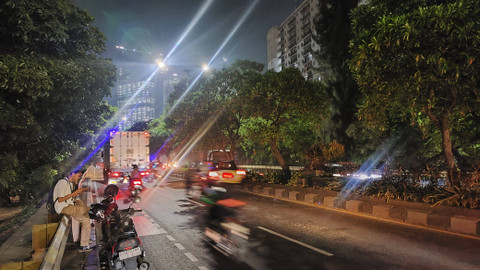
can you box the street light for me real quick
[156,59,166,68]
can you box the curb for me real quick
[242,183,480,238]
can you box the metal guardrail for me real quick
[238,165,304,173]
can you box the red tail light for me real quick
[140,171,150,176]
[133,180,142,185]
[110,172,120,177]
[236,170,246,175]
[222,172,234,178]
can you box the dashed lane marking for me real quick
[132,216,167,236]
[199,266,209,270]
[166,235,176,241]
[175,243,185,250]
[258,226,334,257]
[185,252,199,262]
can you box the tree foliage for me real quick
[349,0,480,186]
[314,0,361,154]
[243,67,330,178]
[0,0,116,204]
[153,60,264,163]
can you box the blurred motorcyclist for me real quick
[185,167,200,195]
[130,164,141,181]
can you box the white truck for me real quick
[104,131,150,175]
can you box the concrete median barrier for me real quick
[240,181,480,237]
[39,216,71,270]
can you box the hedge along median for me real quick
[241,182,480,237]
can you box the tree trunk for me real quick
[269,139,291,179]
[229,141,236,161]
[438,116,458,187]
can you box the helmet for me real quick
[132,164,138,169]
[104,184,119,198]
[89,203,107,220]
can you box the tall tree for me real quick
[157,61,264,162]
[208,60,264,159]
[245,67,330,178]
[0,0,115,204]
[349,0,480,186]
[314,0,360,155]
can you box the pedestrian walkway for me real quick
[0,202,98,269]
[0,203,50,267]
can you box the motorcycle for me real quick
[90,184,149,270]
[201,188,250,258]
[185,174,206,200]
[128,177,143,197]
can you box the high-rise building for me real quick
[116,64,157,130]
[267,0,321,81]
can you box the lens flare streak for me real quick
[158,113,222,185]
[339,136,401,200]
[208,0,259,66]
[164,0,215,63]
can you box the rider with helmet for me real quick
[130,164,141,180]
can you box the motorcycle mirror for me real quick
[133,196,141,203]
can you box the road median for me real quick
[241,182,480,238]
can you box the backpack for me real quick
[46,178,68,213]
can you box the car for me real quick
[207,160,246,184]
[108,171,127,184]
[139,170,150,179]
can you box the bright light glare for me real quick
[202,64,209,71]
[156,60,165,68]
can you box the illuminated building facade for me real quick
[267,0,321,81]
[116,65,156,130]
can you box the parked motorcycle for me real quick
[90,184,149,270]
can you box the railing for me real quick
[238,165,304,174]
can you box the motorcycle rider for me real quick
[130,164,141,180]
[185,166,200,196]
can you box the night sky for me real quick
[71,0,302,69]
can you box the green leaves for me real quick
[0,0,116,204]
[349,0,480,186]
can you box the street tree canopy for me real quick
[244,67,330,177]
[0,0,116,204]
[349,0,480,186]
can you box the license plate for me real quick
[118,246,141,260]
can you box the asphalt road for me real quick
[92,179,480,270]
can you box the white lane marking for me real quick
[257,226,334,257]
[185,252,199,262]
[166,235,176,241]
[175,243,185,250]
[199,267,209,270]
[132,216,166,236]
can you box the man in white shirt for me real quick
[53,170,92,252]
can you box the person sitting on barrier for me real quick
[53,170,92,252]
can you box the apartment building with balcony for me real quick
[267,0,321,81]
